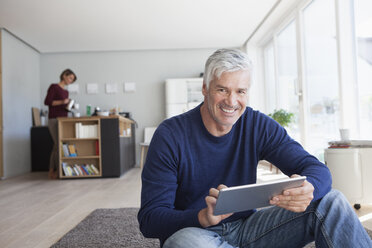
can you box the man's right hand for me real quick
[198,184,233,228]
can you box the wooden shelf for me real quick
[119,135,132,138]
[61,175,101,179]
[57,116,136,179]
[61,138,98,141]
[58,117,102,178]
[61,156,100,160]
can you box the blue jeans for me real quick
[163,190,372,248]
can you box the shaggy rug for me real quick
[51,208,159,248]
[51,208,372,248]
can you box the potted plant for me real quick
[268,109,294,127]
[266,109,295,173]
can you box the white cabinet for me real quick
[165,79,188,104]
[324,148,372,207]
[165,78,204,119]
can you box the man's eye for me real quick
[239,90,246,95]
[218,89,226,92]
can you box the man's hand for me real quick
[270,174,314,212]
[198,184,233,228]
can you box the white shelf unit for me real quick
[324,148,372,207]
[165,78,204,119]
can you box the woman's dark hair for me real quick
[60,69,77,82]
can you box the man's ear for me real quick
[202,83,207,96]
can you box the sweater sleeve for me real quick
[44,84,55,106]
[137,124,202,243]
[256,113,332,201]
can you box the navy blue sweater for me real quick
[138,105,332,244]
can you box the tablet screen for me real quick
[214,176,306,215]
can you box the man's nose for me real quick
[226,92,238,106]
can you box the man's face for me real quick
[202,70,250,133]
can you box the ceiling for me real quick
[0,0,280,53]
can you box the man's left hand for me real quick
[269,174,314,212]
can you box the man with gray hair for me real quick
[138,48,372,247]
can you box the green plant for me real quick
[268,109,294,127]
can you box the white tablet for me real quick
[214,176,306,215]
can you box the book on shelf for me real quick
[75,122,98,138]
[62,163,99,176]
[90,164,100,174]
[62,143,70,157]
[62,163,75,176]
[95,140,99,155]
[85,164,94,175]
[62,162,69,176]
[72,166,79,176]
[75,122,80,138]
[328,140,372,148]
[81,165,90,175]
[68,166,75,176]
[68,144,77,157]
[74,164,84,175]
[80,166,88,175]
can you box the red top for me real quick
[44,84,69,119]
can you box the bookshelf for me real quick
[57,116,136,179]
[58,117,101,178]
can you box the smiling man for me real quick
[138,49,372,248]
[201,69,250,136]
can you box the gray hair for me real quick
[203,48,252,89]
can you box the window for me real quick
[259,0,370,159]
[354,0,372,139]
[302,0,340,156]
[263,42,276,114]
[276,21,301,142]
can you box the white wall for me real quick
[1,29,41,178]
[40,49,216,164]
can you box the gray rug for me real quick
[51,208,159,248]
[51,208,372,248]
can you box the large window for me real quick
[264,43,276,114]
[276,21,301,142]
[354,0,372,139]
[261,0,340,159]
[302,0,340,156]
[260,0,371,158]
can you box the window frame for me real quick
[257,0,362,154]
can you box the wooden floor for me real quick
[0,168,142,248]
[0,167,371,248]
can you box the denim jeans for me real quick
[163,190,372,248]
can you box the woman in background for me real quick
[44,69,77,179]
